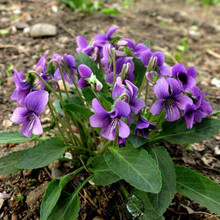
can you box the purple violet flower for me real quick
[89,98,130,141]
[11,69,31,106]
[118,137,126,148]
[141,50,170,77]
[112,77,145,115]
[171,63,196,91]
[135,116,157,137]
[93,26,119,46]
[150,77,193,121]
[10,90,49,138]
[76,35,93,55]
[182,88,212,129]
[53,53,77,84]
[77,64,92,88]
[35,54,47,74]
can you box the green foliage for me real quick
[0,150,28,175]
[153,118,220,144]
[48,192,80,220]
[16,137,67,169]
[40,169,83,220]
[104,144,162,193]
[133,190,164,220]
[133,58,147,88]
[175,166,220,214]
[146,147,176,215]
[0,131,33,144]
[126,195,144,218]
[90,156,121,185]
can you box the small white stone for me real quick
[30,23,57,37]
[211,78,220,88]
[51,5,58,13]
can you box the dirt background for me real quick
[0,0,220,219]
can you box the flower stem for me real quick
[48,101,69,145]
[28,71,64,104]
[112,48,117,84]
[97,140,111,155]
[119,181,129,200]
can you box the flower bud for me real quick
[95,80,103,92]
[145,72,154,84]
[92,47,99,62]
[117,40,128,46]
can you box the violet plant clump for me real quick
[0,26,220,219]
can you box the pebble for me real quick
[22,169,33,177]
[23,27,30,34]
[93,217,105,220]
[2,119,13,128]
[15,21,28,30]
[26,182,49,206]
[48,160,61,170]
[58,36,69,44]
[211,78,220,88]
[30,23,57,37]
[51,168,63,179]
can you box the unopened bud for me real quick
[92,47,99,61]
[145,72,154,84]
[152,56,158,69]
[117,40,128,46]
[35,66,43,74]
[107,44,113,60]
[95,80,103,92]
[115,50,126,57]
[125,63,131,74]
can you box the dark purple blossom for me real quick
[53,53,77,84]
[11,69,31,106]
[10,90,49,138]
[93,26,119,47]
[171,63,196,91]
[112,77,145,115]
[135,116,157,137]
[76,35,93,55]
[89,98,130,141]
[182,88,212,129]
[118,137,126,148]
[77,64,92,88]
[141,50,170,77]
[150,77,193,121]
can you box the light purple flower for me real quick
[135,116,156,137]
[112,77,145,115]
[77,64,92,88]
[133,43,150,58]
[93,26,119,46]
[53,53,77,84]
[35,54,47,74]
[76,35,93,55]
[11,90,49,138]
[11,69,30,106]
[150,77,193,121]
[89,98,130,141]
[182,88,212,129]
[171,63,196,91]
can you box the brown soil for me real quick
[0,0,220,219]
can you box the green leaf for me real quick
[76,52,108,93]
[101,8,120,15]
[128,134,148,148]
[48,192,80,220]
[0,150,28,175]
[134,190,164,220]
[104,144,162,193]
[175,165,220,215]
[63,103,93,120]
[40,170,80,220]
[154,118,220,144]
[90,156,121,186]
[81,86,96,104]
[16,137,67,169]
[133,58,147,88]
[146,147,176,215]
[126,195,144,218]
[144,40,151,48]
[0,131,32,144]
